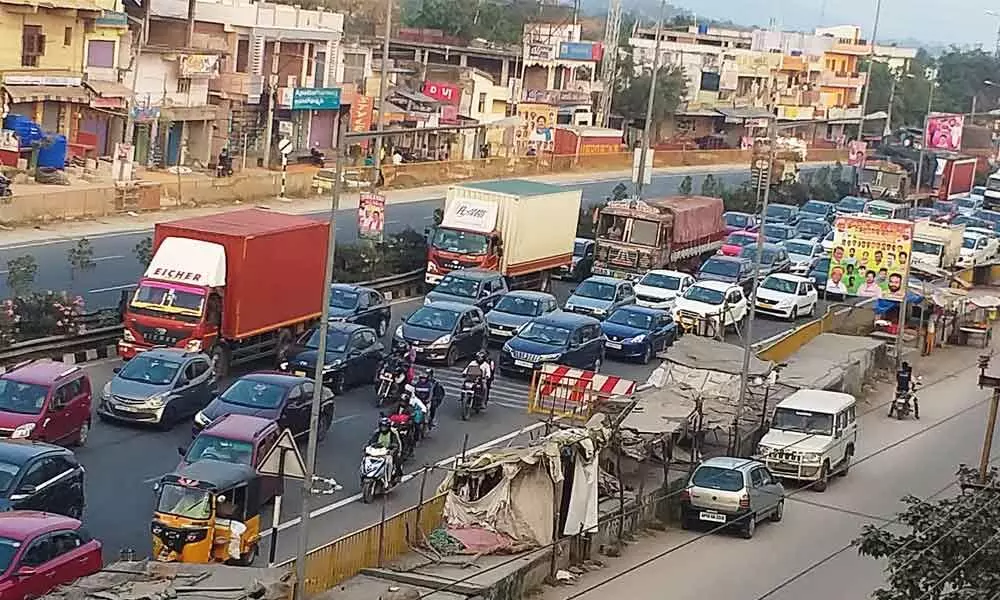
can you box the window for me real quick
[177,78,191,94]
[87,39,115,68]
[63,26,72,46]
[235,38,249,73]
[50,530,84,556]
[468,310,483,325]
[20,535,56,567]
[477,92,487,113]
[848,406,856,423]
[750,468,764,487]
[22,25,45,67]
[19,458,53,490]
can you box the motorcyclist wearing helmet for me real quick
[463,350,494,408]
[368,417,404,480]
[895,361,919,419]
[391,342,416,383]
[412,369,446,429]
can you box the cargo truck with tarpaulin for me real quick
[592,196,726,279]
[425,179,583,290]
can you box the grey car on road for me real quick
[680,456,785,539]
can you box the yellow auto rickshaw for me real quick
[152,459,263,565]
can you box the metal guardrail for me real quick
[0,270,427,367]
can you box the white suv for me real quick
[756,389,857,492]
[672,280,748,336]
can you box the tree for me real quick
[5,255,37,298]
[934,49,1000,116]
[677,175,692,195]
[67,238,96,280]
[613,65,687,141]
[856,465,1000,599]
[133,237,153,268]
[400,0,544,44]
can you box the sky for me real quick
[664,0,1000,47]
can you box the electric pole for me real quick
[597,0,622,127]
[635,0,665,198]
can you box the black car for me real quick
[98,348,216,428]
[0,440,85,518]
[425,268,509,311]
[193,372,334,440]
[697,256,754,292]
[394,301,487,366]
[281,322,384,394]
[738,243,791,279]
[328,284,392,337]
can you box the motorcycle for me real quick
[388,411,416,458]
[889,377,922,420]
[460,376,484,421]
[0,174,11,201]
[360,445,396,503]
[375,370,396,407]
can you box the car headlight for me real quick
[564,303,575,311]
[501,343,513,354]
[394,325,404,339]
[194,411,210,427]
[429,335,452,348]
[592,307,607,315]
[279,361,289,370]
[146,394,166,409]
[123,329,136,342]
[102,382,112,399]
[11,423,35,439]
[625,334,647,344]
[802,452,822,463]
[185,339,202,352]
[537,353,562,361]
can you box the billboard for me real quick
[421,81,461,105]
[558,41,603,61]
[826,216,914,301]
[358,192,386,241]
[925,113,965,151]
[848,140,867,167]
[516,102,557,151]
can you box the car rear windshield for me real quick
[606,309,653,329]
[329,288,359,309]
[784,241,815,256]
[495,295,543,317]
[0,380,48,415]
[517,322,571,346]
[186,435,254,466]
[435,275,480,298]
[408,307,459,331]
[700,259,740,277]
[0,460,20,494]
[300,329,350,353]
[725,213,749,227]
[692,466,744,492]
[575,280,616,300]
[639,272,681,290]
[116,356,182,386]
[0,537,19,573]
[220,380,287,409]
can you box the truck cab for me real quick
[912,221,964,270]
[985,172,1000,211]
[860,160,910,201]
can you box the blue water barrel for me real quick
[37,135,67,169]
[2,114,43,148]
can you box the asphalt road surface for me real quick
[0,165,828,308]
[76,278,837,562]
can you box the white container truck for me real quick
[912,221,965,270]
[425,179,583,289]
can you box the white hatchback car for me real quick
[634,270,695,310]
[672,280,748,335]
[754,273,818,320]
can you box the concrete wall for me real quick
[148,0,343,32]
[0,7,87,72]
[134,54,211,108]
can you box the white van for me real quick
[756,389,857,492]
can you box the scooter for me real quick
[388,411,416,458]
[360,445,396,504]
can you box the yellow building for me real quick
[0,0,131,155]
[816,26,868,110]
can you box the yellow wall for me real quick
[0,7,88,73]
[822,52,858,74]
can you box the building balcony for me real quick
[830,39,871,55]
[819,71,866,88]
[210,72,260,97]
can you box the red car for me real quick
[179,414,281,502]
[0,361,93,446]
[720,230,759,257]
[0,511,102,600]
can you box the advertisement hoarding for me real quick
[421,81,461,105]
[358,192,386,241]
[848,140,867,167]
[291,88,342,110]
[826,216,913,301]
[924,113,965,151]
[557,42,603,61]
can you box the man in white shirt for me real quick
[392,150,403,165]
[463,351,493,407]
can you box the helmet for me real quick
[475,350,488,362]
[901,361,911,370]
[422,368,434,380]
[378,417,391,431]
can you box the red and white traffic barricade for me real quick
[528,364,636,418]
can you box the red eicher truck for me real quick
[932,153,977,200]
[118,209,329,376]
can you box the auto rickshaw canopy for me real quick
[159,459,258,492]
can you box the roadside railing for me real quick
[0,270,426,368]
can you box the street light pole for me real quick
[913,79,935,201]
[371,0,393,172]
[634,0,665,199]
[123,7,149,145]
[733,115,776,454]
[294,109,347,600]
[856,0,882,143]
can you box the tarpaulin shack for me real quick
[39,560,294,600]
[553,125,625,156]
[437,416,609,554]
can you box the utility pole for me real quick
[635,0,665,198]
[262,41,280,170]
[371,0,392,173]
[977,354,1000,484]
[913,79,935,201]
[733,115,776,455]
[856,0,882,144]
[294,109,348,600]
[123,6,149,146]
[597,0,622,127]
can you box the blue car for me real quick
[800,200,836,222]
[499,311,605,376]
[761,223,797,244]
[485,290,559,344]
[601,305,677,364]
[835,196,867,215]
[281,322,384,394]
[794,219,831,242]
[425,268,509,311]
[764,204,799,225]
[564,275,636,320]
[809,256,830,290]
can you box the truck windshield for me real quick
[132,282,206,321]
[988,177,1000,192]
[0,380,47,415]
[912,240,943,256]
[186,435,254,465]
[771,407,833,436]
[626,219,659,246]
[157,484,212,519]
[432,229,488,255]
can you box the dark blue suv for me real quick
[499,312,604,377]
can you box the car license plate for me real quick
[605,341,622,349]
[514,359,533,368]
[294,371,306,377]
[115,404,139,413]
[490,328,511,337]
[699,511,726,524]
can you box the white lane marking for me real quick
[93,255,125,262]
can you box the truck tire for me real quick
[212,344,232,379]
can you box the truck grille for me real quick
[509,350,542,362]
[135,325,186,346]
[608,247,638,267]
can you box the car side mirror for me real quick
[113,367,121,374]
[16,566,36,578]
[177,445,188,457]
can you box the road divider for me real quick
[754,298,876,363]
[0,269,427,369]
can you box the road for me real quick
[0,165,829,308]
[541,352,993,600]
[76,276,839,562]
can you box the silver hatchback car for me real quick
[680,456,785,539]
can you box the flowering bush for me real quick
[0,292,86,345]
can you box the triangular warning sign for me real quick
[256,428,307,479]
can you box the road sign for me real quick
[257,428,306,479]
[278,138,293,156]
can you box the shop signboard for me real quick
[557,42,603,61]
[826,216,913,301]
[291,87,341,110]
[350,95,373,133]
[178,54,221,78]
[421,81,460,105]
